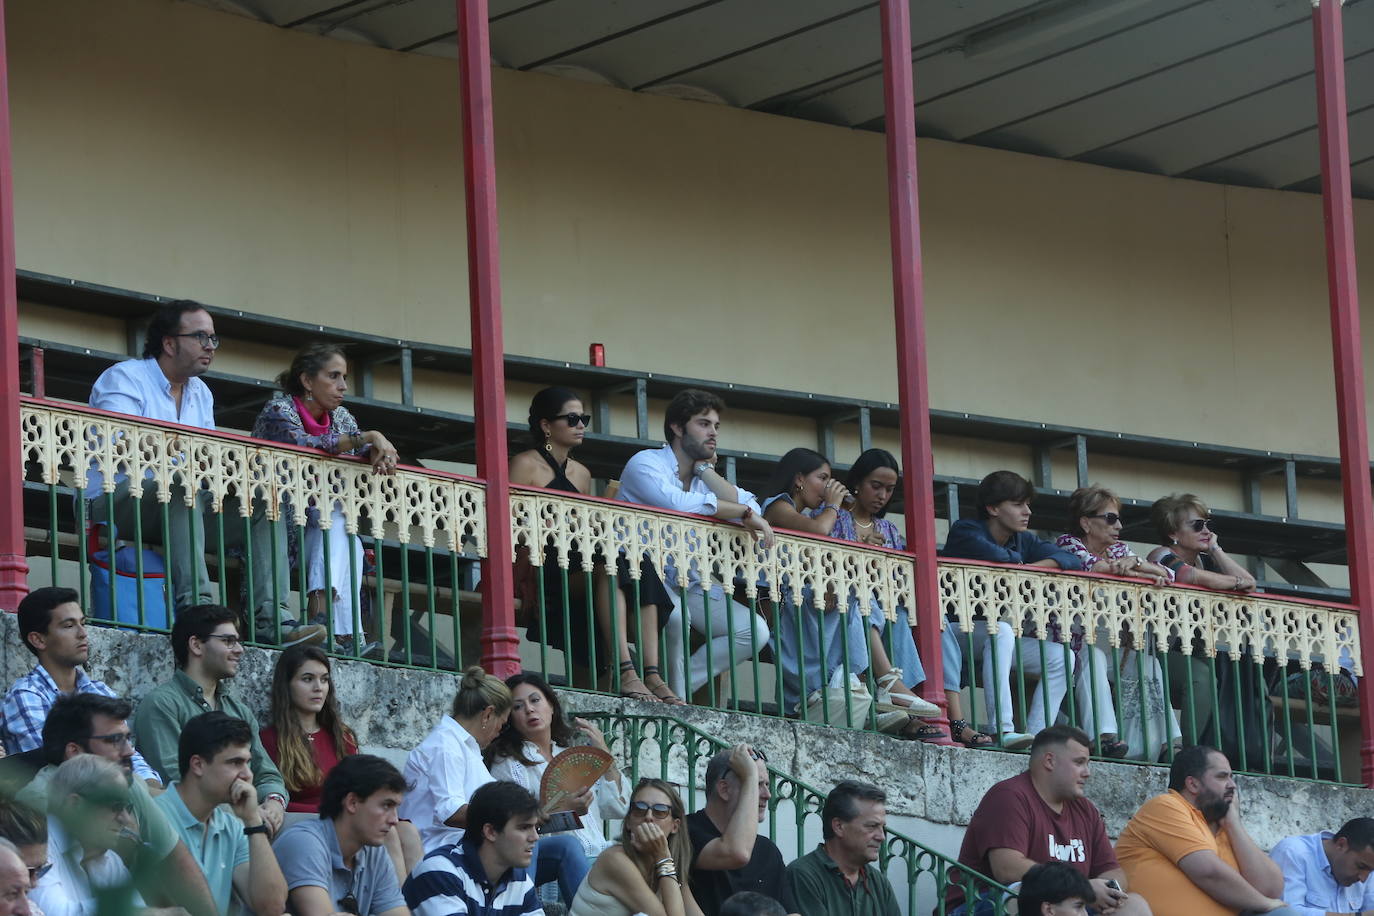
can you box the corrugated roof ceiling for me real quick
[187,0,1374,199]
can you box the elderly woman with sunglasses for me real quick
[1145,493,1256,592]
[1055,486,1177,759]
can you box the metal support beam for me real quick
[1312,0,1374,787]
[945,482,961,521]
[399,346,414,407]
[857,406,872,452]
[634,378,649,441]
[1284,459,1299,519]
[880,0,949,742]
[1241,473,1264,580]
[1033,445,1053,489]
[456,0,518,677]
[1073,434,1088,489]
[0,0,25,611]
[817,418,836,461]
[357,360,374,399]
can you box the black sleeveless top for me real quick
[538,448,580,494]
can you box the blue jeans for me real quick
[533,834,589,902]
[778,587,869,714]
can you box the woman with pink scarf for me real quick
[253,343,399,653]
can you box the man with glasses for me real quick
[1,588,161,789]
[274,754,411,916]
[32,755,147,916]
[687,744,783,916]
[88,299,324,646]
[403,781,541,916]
[134,604,290,836]
[153,712,286,916]
[7,695,216,916]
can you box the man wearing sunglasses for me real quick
[134,604,290,837]
[7,694,217,916]
[688,744,783,916]
[32,754,146,916]
[153,712,287,916]
[87,299,324,647]
[618,388,775,700]
[404,781,542,916]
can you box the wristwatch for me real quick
[693,462,712,477]
[244,824,269,836]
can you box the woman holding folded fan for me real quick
[253,343,399,654]
[510,386,679,704]
[569,778,702,916]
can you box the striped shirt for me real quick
[403,836,542,916]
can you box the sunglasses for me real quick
[748,747,768,762]
[553,413,592,428]
[337,895,359,915]
[1089,513,1122,526]
[28,862,51,883]
[1186,518,1213,533]
[629,801,673,819]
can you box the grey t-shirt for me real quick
[273,818,405,916]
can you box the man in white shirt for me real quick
[1270,818,1374,915]
[88,300,321,646]
[33,755,145,916]
[617,388,774,699]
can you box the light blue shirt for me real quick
[1271,831,1374,915]
[153,784,249,915]
[86,357,216,497]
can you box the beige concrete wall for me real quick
[7,0,1371,532]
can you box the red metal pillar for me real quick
[879,0,950,742]
[455,0,519,677]
[1312,0,1374,787]
[0,0,27,613]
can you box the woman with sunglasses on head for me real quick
[569,779,702,916]
[1145,493,1255,592]
[1055,486,1177,759]
[486,673,627,863]
[511,387,680,705]
[254,343,400,654]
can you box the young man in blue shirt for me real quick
[943,471,1083,749]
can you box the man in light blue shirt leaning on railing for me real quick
[1270,818,1374,915]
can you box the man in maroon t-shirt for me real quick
[947,726,1152,916]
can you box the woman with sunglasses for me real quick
[1145,494,1255,592]
[569,778,702,916]
[511,387,679,704]
[254,343,400,654]
[1055,486,1176,759]
[486,673,627,862]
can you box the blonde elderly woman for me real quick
[1147,494,1261,763]
[1056,486,1179,760]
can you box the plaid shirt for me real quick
[1,664,162,784]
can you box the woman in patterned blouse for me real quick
[253,344,399,654]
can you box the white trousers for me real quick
[663,584,771,697]
[303,505,363,636]
[943,618,1075,735]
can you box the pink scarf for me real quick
[292,396,332,437]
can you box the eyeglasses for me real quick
[1089,513,1122,526]
[27,862,51,883]
[201,633,242,648]
[553,413,592,428]
[628,801,673,819]
[1186,517,1213,533]
[81,794,133,815]
[337,894,359,915]
[173,331,220,350]
[89,731,136,749]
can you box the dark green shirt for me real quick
[782,845,899,916]
[134,671,288,803]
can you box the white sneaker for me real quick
[1000,731,1035,750]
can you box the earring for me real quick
[303,392,314,401]
[1171,538,1178,546]
[544,435,552,452]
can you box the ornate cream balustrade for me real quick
[19,400,487,554]
[509,485,915,615]
[940,561,1361,674]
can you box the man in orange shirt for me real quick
[1116,745,1295,915]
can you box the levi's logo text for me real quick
[1046,834,1086,862]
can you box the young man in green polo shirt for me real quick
[781,780,898,916]
[153,712,287,916]
[133,604,289,835]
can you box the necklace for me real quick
[854,518,874,529]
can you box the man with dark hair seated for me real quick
[1269,816,1374,913]
[403,781,542,916]
[947,726,1147,916]
[1017,862,1097,916]
[152,711,287,916]
[942,470,1084,749]
[1117,744,1294,915]
[10,694,215,916]
[782,780,897,916]
[687,745,783,916]
[273,754,412,916]
[134,603,289,835]
[719,891,787,916]
[1,587,160,788]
